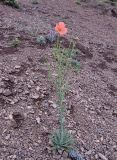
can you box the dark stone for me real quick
[68,149,85,160]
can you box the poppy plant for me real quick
[55,22,68,36]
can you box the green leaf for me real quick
[70,59,80,70]
[51,128,74,151]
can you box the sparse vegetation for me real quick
[110,0,117,5]
[36,36,47,46]
[76,0,117,5]
[51,22,80,152]
[0,0,116,159]
[32,0,38,4]
[10,37,20,48]
[52,128,74,151]
[0,0,19,8]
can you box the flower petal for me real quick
[58,22,65,28]
[59,28,68,36]
[55,22,67,36]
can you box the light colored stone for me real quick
[15,65,21,69]
[27,106,33,109]
[3,89,12,96]
[31,93,39,99]
[36,86,40,91]
[85,150,93,155]
[48,100,57,108]
[36,117,41,124]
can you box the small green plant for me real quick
[97,0,117,7]
[32,0,38,4]
[76,0,81,5]
[11,37,20,47]
[51,22,80,152]
[36,36,47,46]
[110,0,117,5]
[0,0,19,8]
[75,0,117,5]
[52,127,74,151]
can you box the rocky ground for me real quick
[0,0,117,160]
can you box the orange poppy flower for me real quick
[55,22,68,36]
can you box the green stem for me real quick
[56,37,65,129]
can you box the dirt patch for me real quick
[0,0,117,160]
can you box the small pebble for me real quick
[27,106,33,109]
[11,112,25,128]
[36,117,41,124]
[15,65,21,69]
[48,100,57,108]
[85,150,93,155]
[112,110,117,117]
[36,86,40,91]
[3,89,12,96]
[98,153,108,160]
[12,57,17,61]
[31,93,39,99]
